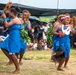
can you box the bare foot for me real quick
[12,69,20,74]
[19,61,23,65]
[57,68,64,71]
[6,61,13,66]
[64,65,68,68]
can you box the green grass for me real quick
[24,50,51,61]
[0,49,76,75]
[70,48,76,56]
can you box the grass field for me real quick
[0,48,76,75]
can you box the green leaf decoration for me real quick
[21,26,31,44]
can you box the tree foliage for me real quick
[46,26,53,44]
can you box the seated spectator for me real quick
[37,38,45,50]
[32,39,37,50]
[27,39,37,50]
[27,42,33,51]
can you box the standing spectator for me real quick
[32,20,39,40]
[38,22,44,41]
[42,22,49,49]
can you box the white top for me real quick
[33,43,37,48]
[62,25,71,35]
[42,25,49,32]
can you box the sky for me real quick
[0,0,76,9]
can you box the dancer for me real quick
[0,7,22,73]
[19,10,31,64]
[52,14,76,71]
[5,10,31,65]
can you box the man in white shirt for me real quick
[42,22,49,49]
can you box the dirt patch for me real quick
[20,56,76,75]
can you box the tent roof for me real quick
[0,3,76,17]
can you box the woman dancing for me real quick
[0,7,22,73]
[19,10,31,64]
[52,14,76,71]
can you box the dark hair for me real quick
[10,7,21,16]
[18,13,22,18]
[22,10,29,13]
[22,9,31,16]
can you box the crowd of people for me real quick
[0,2,76,74]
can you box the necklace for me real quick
[62,24,71,35]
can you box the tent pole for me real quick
[57,0,59,16]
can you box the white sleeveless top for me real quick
[62,24,71,35]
